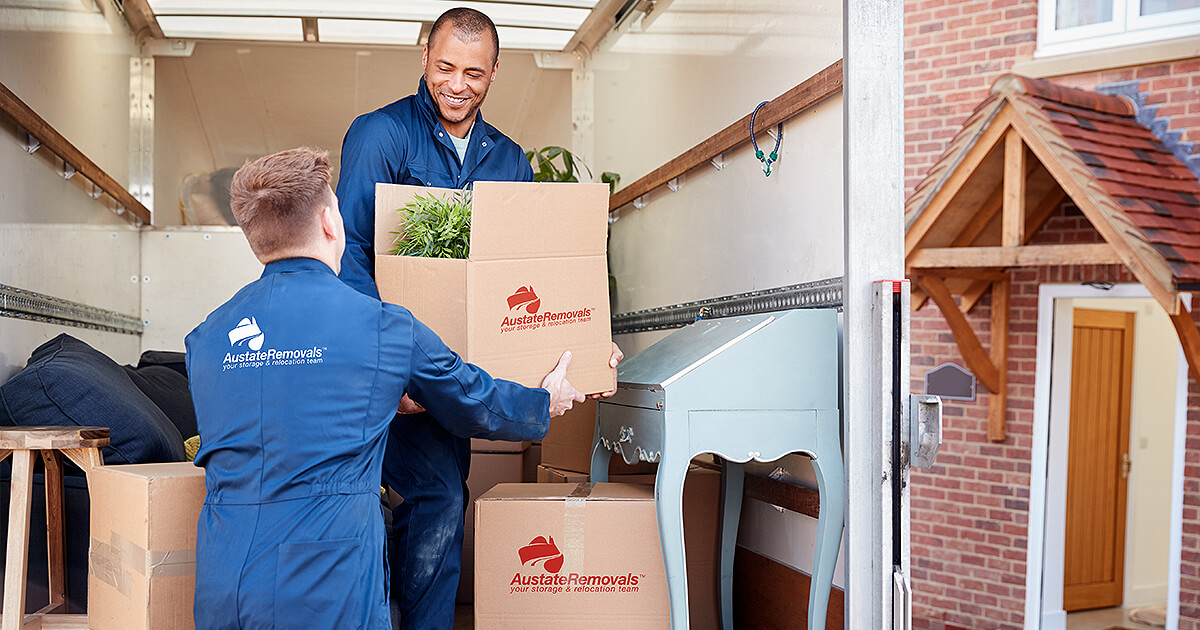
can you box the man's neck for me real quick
[260,249,337,273]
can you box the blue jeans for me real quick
[382,411,471,630]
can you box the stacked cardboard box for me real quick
[540,399,656,475]
[88,463,206,630]
[477,469,721,628]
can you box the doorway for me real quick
[1025,285,1188,630]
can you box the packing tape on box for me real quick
[89,538,132,597]
[90,531,197,586]
[563,482,593,574]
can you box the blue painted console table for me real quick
[591,309,843,630]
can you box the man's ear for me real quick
[320,205,339,241]
[421,44,429,72]
[490,59,499,85]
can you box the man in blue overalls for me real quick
[186,147,585,629]
[336,7,621,628]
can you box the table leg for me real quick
[589,437,612,482]
[718,459,744,630]
[808,448,845,630]
[41,452,65,613]
[655,454,689,629]
[3,450,35,630]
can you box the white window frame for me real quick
[1037,0,1200,57]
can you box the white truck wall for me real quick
[0,3,143,375]
[154,41,573,225]
[593,2,845,588]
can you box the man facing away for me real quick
[186,147,585,629]
[336,7,622,628]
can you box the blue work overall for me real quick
[336,78,534,629]
[186,258,550,629]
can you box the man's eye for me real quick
[468,73,483,80]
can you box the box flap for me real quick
[469,182,608,261]
[477,482,653,502]
[375,183,437,255]
[99,462,205,480]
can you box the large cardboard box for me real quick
[536,464,656,486]
[475,472,720,629]
[88,463,206,630]
[540,400,656,475]
[457,451,525,603]
[374,181,614,394]
[470,437,529,453]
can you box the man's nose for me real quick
[449,73,468,93]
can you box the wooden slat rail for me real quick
[609,59,844,213]
[693,458,820,519]
[0,81,151,224]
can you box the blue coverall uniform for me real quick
[335,78,534,628]
[186,258,551,630]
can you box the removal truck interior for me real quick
[0,0,903,626]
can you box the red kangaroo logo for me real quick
[506,286,541,314]
[518,535,564,573]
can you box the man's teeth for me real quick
[444,95,468,105]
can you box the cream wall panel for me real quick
[0,224,142,379]
[139,227,261,353]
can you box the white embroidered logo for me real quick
[228,317,265,351]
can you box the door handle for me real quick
[1121,452,1132,479]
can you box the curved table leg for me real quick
[655,452,690,629]
[718,458,744,630]
[589,436,612,482]
[808,448,845,630]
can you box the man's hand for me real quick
[542,351,586,418]
[587,342,624,400]
[397,394,426,414]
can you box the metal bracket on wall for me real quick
[610,276,843,335]
[0,284,144,335]
[19,127,40,154]
[909,394,942,470]
[711,153,726,171]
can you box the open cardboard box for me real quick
[374,182,614,395]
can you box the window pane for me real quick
[1141,0,1200,15]
[1056,0,1114,28]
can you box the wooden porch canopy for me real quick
[904,74,1200,441]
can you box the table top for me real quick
[0,426,110,450]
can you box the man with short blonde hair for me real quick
[187,147,584,630]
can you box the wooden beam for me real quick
[610,60,843,212]
[1169,295,1200,388]
[564,0,627,55]
[988,277,1010,441]
[1006,100,1178,314]
[1002,128,1026,248]
[0,82,151,224]
[921,268,1010,282]
[909,243,1123,269]
[905,109,1015,257]
[693,458,819,518]
[915,275,1001,393]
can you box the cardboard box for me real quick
[88,463,206,630]
[374,181,614,394]
[536,464,656,486]
[470,437,530,453]
[475,472,720,629]
[457,451,525,603]
[540,399,656,475]
[523,443,542,483]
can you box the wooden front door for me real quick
[1063,308,1136,612]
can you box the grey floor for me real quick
[1065,605,1164,630]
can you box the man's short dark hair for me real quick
[229,147,332,259]
[428,7,500,64]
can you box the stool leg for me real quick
[3,450,35,630]
[718,459,744,630]
[808,449,845,630]
[41,451,65,613]
[655,454,689,630]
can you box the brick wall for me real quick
[905,0,1200,626]
[905,0,1200,193]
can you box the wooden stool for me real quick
[0,427,107,630]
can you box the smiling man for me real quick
[334,8,535,630]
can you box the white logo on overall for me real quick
[228,317,264,351]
